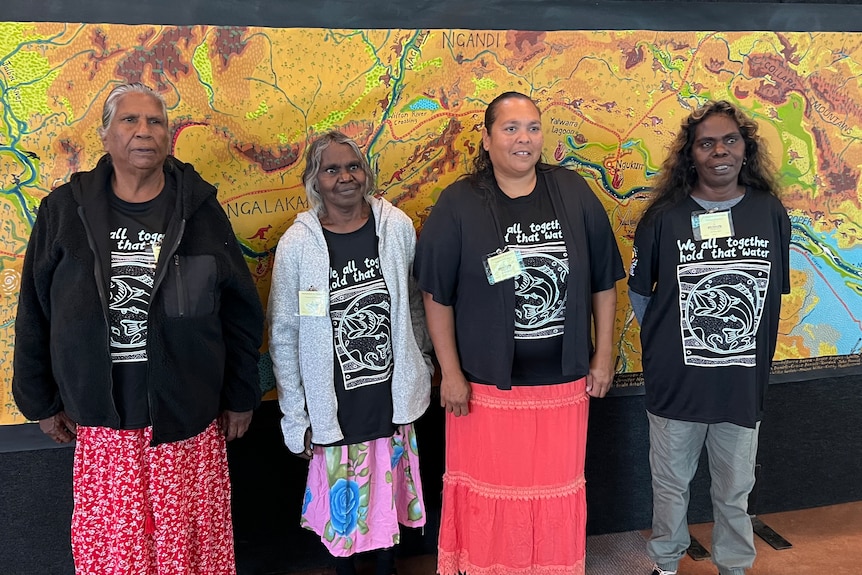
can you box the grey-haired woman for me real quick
[268,131,433,575]
[13,82,263,574]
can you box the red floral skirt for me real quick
[71,421,235,575]
[437,378,589,575]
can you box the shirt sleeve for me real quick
[214,199,264,413]
[12,195,64,421]
[268,227,311,454]
[413,185,462,306]
[394,208,434,374]
[628,215,659,297]
[580,179,626,292]
[628,288,652,325]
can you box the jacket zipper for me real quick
[147,219,185,444]
[76,205,120,423]
[152,219,186,295]
[174,254,185,317]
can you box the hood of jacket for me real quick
[69,154,217,218]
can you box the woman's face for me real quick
[100,92,169,174]
[316,143,368,212]
[690,114,746,191]
[482,97,543,179]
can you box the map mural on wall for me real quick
[1,23,861,422]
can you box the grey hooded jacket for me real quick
[268,197,432,454]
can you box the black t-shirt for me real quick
[628,190,791,427]
[493,179,574,386]
[108,178,175,429]
[323,213,396,445]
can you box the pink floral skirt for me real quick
[71,421,235,575]
[438,379,590,575]
[301,424,426,556]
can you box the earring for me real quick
[743,158,747,165]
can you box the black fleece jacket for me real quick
[13,155,263,445]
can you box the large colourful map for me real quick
[1,23,861,422]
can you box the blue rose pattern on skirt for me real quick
[390,436,405,469]
[329,478,361,536]
[301,424,426,556]
[302,486,313,515]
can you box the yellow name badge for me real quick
[298,290,327,316]
[692,210,734,241]
[484,249,525,285]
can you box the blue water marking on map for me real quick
[0,76,37,227]
[822,229,862,259]
[800,226,862,280]
[408,98,440,111]
[559,154,654,200]
[789,248,862,355]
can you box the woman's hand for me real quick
[219,410,253,441]
[586,357,614,398]
[587,286,617,398]
[297,427,314,460]
[39,411,78,443]
[422,292,471,416]
[441,373,471,417]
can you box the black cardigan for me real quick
[414,164,624,389]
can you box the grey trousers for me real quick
[646,412,760,575]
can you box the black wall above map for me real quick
[4,0,862,31]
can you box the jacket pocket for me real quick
[162,254,217,317]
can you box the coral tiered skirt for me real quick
[437,378,590,575]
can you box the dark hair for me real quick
[466,91,542,195]
[301,131,375,216]
[641,100,779,223]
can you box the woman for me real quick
[268,131,432,575]
[12,82,264,574]
[628,101,791,575]
[413,91,625,575]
